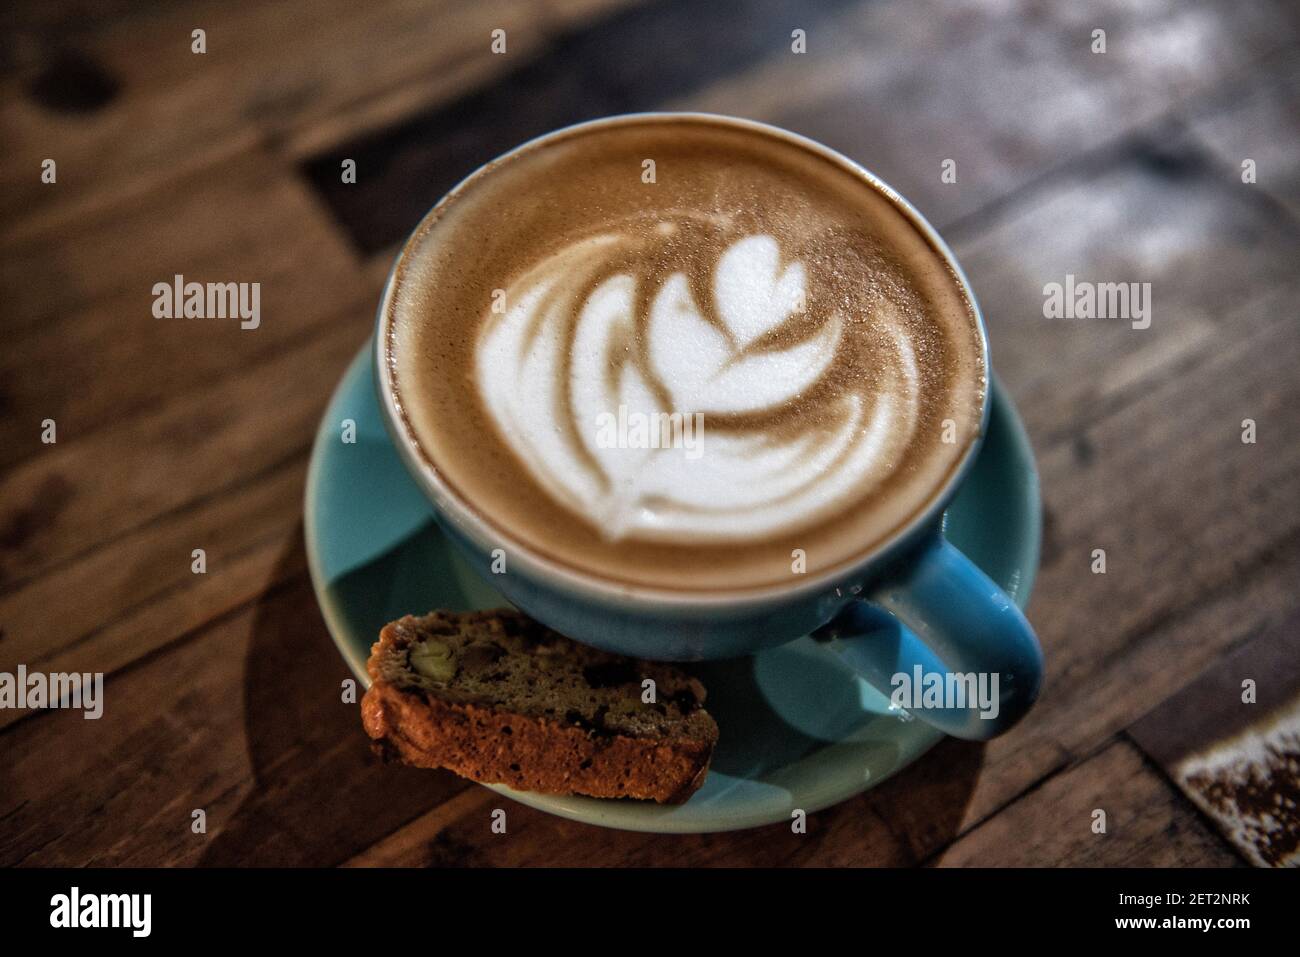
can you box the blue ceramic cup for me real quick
[375,114,1043,741]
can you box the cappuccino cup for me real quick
[375,113,1042,740]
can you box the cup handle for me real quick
[814,534,1043,740]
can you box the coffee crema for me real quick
[387,116,985,592]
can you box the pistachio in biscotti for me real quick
[460,640,506,671]
[409,638,456,682]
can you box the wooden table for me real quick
[2,0,1297,867]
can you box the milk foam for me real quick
[476,225,922,542]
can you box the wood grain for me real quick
[301,0,864,253]
[0,566,468,867]
[674,0,1299,232]
[1,0,1298,867]
[0,457,309,732]
[0,151,368,477]
[0,310,365,590]
[0,0,648,238]
[1129,613,1300,867]
[1189,48,1300,220]
[935,741,1242,867]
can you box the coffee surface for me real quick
[388,116,985,592]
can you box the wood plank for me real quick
[280,0,651,161]
[346,737,998,866]
[301,0,865,254]
[951,145,1300,449]
[1129,614,1300,867]
[935,740,1242,866]
[343,780,912,867]
[0,151,369,477]
[1188,48,1300,220]
[0,458,308,731]
[0,147,362,333]
[0,571,465,867]
[0,307,366,592]
[669,0,1298,232]
[0,0,643,239]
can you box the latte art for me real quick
[386,115,985,591]
[477,222,922,543]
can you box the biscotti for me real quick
[361,609,719,803]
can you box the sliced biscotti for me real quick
[360,609,719,803]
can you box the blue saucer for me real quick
[305,344,1040,833]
